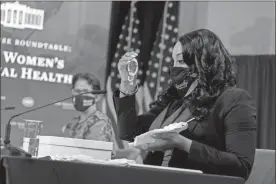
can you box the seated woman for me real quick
[62,72,113,142]
[113,29,257,179]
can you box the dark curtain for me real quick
[106,1,165,83]
[236,55,276,150]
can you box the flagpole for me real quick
[127,1,137,50]
[155,1,169,99]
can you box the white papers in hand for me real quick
[133,121,189,147]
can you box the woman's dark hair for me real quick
[150,29,237,120]
[72,73,101,90]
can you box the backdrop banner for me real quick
[1,1,111,147]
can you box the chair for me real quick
[246,149,275,184]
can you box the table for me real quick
[1,157,245,184]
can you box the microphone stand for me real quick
[1,90,106,158]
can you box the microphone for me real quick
[1,90,107,157]
[1,106,16,111]
[88,90,107,95]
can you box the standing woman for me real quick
[113,29,257,179]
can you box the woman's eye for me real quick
[178,60,185,64]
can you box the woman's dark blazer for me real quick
[113,87,257,180]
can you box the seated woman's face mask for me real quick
[170,67,198,98]
[73,95,95,112]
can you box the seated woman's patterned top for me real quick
[63,110,113,142]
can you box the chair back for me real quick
[246,149,275,184]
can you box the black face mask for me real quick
[169,67,198,98]
[73,95,95,112]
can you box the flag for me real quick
[103,1,180,140]
[104,1,142,127]
[143,1,179,111]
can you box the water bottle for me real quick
[127,58,138,85]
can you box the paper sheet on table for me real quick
[47,154,136,166]
[47,155,203,174]
[129,163,203,174]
